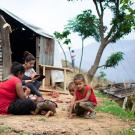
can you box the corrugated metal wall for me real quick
[39,37,54,65]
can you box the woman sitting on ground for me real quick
[22,51,42,97]
[0,62,36,115]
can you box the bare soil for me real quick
[0,92,134,135]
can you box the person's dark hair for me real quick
[11,62,25,76]
[74,74,85,83]
[8,99,36,115]
[68,82,75,90]
[71,50,74,53]
[24,51,35,62]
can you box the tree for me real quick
[54,30,71,67]
[67,0,135,81]
[98,51,124,68]
[98,51,124,80]
[66,10,100,72]
[99,71,107,80]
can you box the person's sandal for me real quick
[84,112,96,119]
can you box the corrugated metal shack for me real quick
[0,7,62,87]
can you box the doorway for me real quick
[10,28,36,64]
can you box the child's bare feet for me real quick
[45,111,54,117]
[41,110,47,115]
[68,113,76,119]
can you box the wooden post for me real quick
[42,66,46,89]
[131,103,135,113]
[0,15,12,79]
[64,69,67,91]
[36,37,40,74]
[122,97,127,109]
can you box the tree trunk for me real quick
[58,41,67,67]
[87,42,106,82]
[79,38,84,72]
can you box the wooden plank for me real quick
[39,88,69,95]
[45,70,51,86]
[0,15,12,79]
[131,103,135,113]
[39,64,73,72]
[39,64,72,90]
[64,69,67,91]
[122,97,127,109]
[42,66,46,89]
[36,37,39,74]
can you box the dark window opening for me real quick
[0,10,37,64]
[10,28,36,64]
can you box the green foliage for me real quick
[99,71,107,80]
[66,10,100,41]
[67,0,135,43]
[38,117,46,122]
[54,30,71,40]
[96,98,135,120]
[120,128,135,135]
[67,0,135,80]
[95,90,107,98]
[54,30,71,67]
[105,52,124,68]
[54,30,71,45]
[0,126,30,135]
[62,30,71,38]
[0,126,15,133]
[63,38,71,45]
[109,0,135,42]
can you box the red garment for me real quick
[0,76,21,114]
[75,85,97,106]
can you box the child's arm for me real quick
[31,108,39,115]
[75,89,91,104]
[23,86,31,98]
[68,94,76,118]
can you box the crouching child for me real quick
[69,74,97,119]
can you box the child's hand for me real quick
[31,76,39,82]
[23,86,31,97]
[68,113,75,119]
[68,114,73,119]
[30,73,37,79]
[73,102,78,110]
[36,96,44,102]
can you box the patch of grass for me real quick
[38,117,46,122]
[0,125,30,135]
[96,99,135,120]
[0,126,15,133]
[18,131,31,135]
[94,90,107,98]
[120,128,135,135]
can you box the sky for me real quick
[1,0,135,50]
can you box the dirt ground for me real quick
[0,91,135,135]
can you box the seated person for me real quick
[0,62,36,115]
[22,51,43,97]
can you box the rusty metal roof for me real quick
[0,7,53,39]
